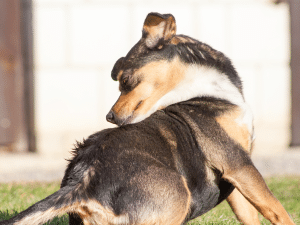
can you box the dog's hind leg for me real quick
[226,188,260,225]
[223,164,295,225]
[112,170,191,225]
[0,186,77,225]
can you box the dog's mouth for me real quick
[120,100,143,126]
[116,114,131,126]
[109,100,143,126]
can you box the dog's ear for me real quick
[111,57,125,81]
[142,13,176,49]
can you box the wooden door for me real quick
[0,0,35,152]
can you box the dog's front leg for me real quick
[223,165,295,225]
[226,188,260,225]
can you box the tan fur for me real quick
[77,200,126,225]
[82,166,96,189]
[112,89,144,119]
[14,208,57,225]
[170,36,196,45]
[159,127,177,149]
[116,70,123,81]
[13,197,129,225]
[216,108,251,152]
[143,22,165,44]
[224,166,295,225]
[112,57,187,121]
[217,107,259,224]
[69,168,191,225]
[159,126,188,177]
[134,175,191,225]
[143,14,176,45]
[170,36,181,45]
[227,189,260,225]
[77,176,190,225]
[162,176,191,225]
[172,36,224,62]
[179,176,192,222]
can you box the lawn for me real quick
[0,177,299,224]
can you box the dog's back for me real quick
[1,96,252,225]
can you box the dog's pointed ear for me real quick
[142,13,176,49]
[111,57,125,81]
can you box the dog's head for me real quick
[107,13,182,126]
[107,12,243,126]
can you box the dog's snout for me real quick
[106,110,116,124]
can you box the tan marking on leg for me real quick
[16,180,190,225]
[14,201,83,225]
[227,188,260,225]
[224,165,295,225]
[216,107,251,152]
[14,208,57,225]
[217,108,258,223]
[14,197,129,225]
[136,175,191,225]
[178,176,191,223]
[164,176,191,225]
[77,199,130,225]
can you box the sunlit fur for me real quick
[109,13,254,141]
[130,62,254,141]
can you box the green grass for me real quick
[0,177,299,224]
[0,181,68,224]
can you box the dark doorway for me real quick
[289,0,300,147]
[275,0,300,147]
[0,0,35,152]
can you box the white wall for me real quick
[33,0,290,157]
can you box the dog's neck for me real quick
[155,65,245,110]
[134,64,254,140]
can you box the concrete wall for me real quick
[33,0,290,157]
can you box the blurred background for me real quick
[0,0,300,181]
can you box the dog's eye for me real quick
[157,45,163,50]
[122,77,129,86]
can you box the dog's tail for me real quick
[0,186,77,225]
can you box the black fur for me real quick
[0,98,254,224]
[66,97,248,224]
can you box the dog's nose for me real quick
[106,110,116,124]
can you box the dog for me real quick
[0,13,294,225]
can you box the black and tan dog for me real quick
[0,13,294,225]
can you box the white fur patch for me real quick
[132,65,254,138]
